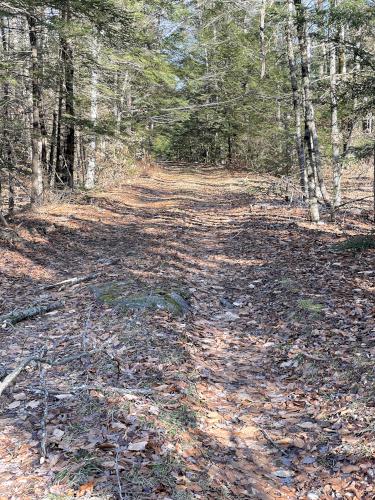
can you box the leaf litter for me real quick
[0,164,374,499]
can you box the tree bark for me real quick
[1,18,15,216]
[49,109,57,186]
[329,0,342,208]
[286,0,307,195]
[260,0,266,79]
[85,38,99,189]
[294,0,331,207]
[55,69,64,186]
[28,13,44,207]
[61,2,75,188]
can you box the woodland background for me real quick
[0,0,374,224]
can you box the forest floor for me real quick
[0,163,374,500]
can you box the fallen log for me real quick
[43,272,101,290]
[0,302,63,327]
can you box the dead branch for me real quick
[259,428,288,456]
[115,448,126,500]
[39,366,48,461]
[334,195,372,210]
[0,211,9,227]
[0,348,102,398]
[75,385,153,396]
[0,302,63,327]
[0,353,41,397]
[42,272,102,290]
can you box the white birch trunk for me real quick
[85,39,99,190]
[329,5,342,208]
[28,14,44,207]
[294,0,330,207]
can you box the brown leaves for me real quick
[1,168,374,500]
[127,438,149,452]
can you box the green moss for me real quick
[298,299,324,315]
[91,281,190,315]
[334,234,375,252]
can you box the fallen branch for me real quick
[0,302,63,327]
[39,366,48,461]
[0,211,9,227]
[259,429,288,456]
[334,195,373,210]
[43,272,101,290]
[0,353,41,397]
[0,344,129,399]
[75,385,153,396]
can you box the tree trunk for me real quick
[28,13,44,207]
[260,0,266,79]
[85,39,99,190]
[294,0,330,206]
[338,24,347,75]
[286,0,307,195]
[304,121,320,222]
[62,3,75,188]
[55,71,64,186]
[49,109,57,187]
[329,0,342,208]
[1,18,15,215]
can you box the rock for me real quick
[91,281,190,316]
[91,281,134,304]
[121,291,190,315]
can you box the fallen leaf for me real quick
[52,428,65,440]
[273,469,294,478]
[7,401,21,409]
[77,480,95,497]
[128,439,148,451]
[13,392,26,401]
[276,436,305,449]
[26,400,40,409]
[341,464,360,474]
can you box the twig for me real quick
[259,429,288,456]
[334,195,373,210]
[39,365,48,462]
[42,272,102,291]
[0,348,90,398]
[0,351,44,397]
[115,448,126,500]
[74,385,152,396]
[0,302,63,327]
[0,211,9,227]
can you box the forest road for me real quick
[1,163,374,499]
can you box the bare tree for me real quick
[28,11,44,207]
[293,0,331,207]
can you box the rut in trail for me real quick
[0,164,374,499]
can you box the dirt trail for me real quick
[0,164,374,499]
